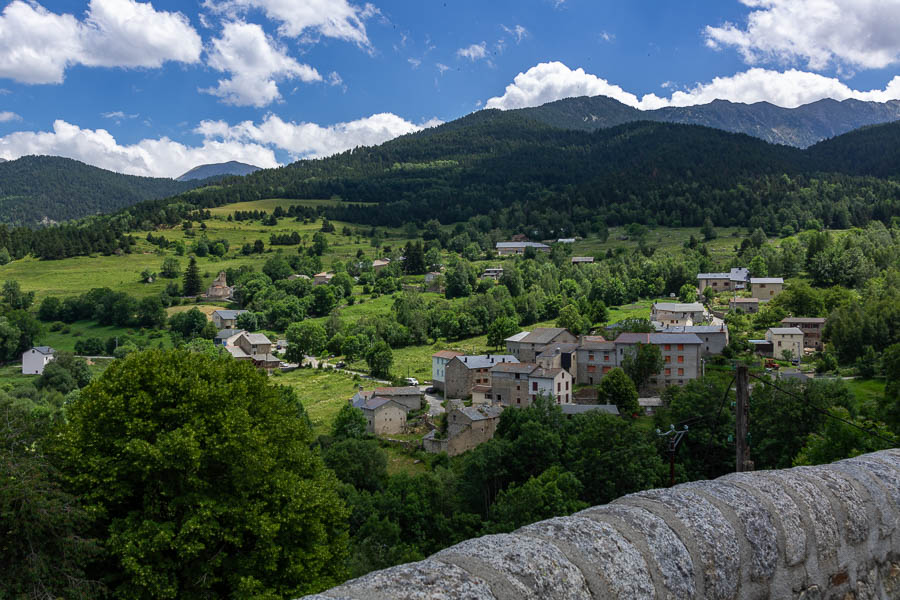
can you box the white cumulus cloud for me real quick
[705,0,900,71]
[204,0,379,48]
[203,20,321,107]
[0,0,202,84]
[485,61,900,111]
[196,112,441,160]
[0,119,278,178]
[0,111,21,122]
[457,42,487,61]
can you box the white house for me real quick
[22,346,56,375]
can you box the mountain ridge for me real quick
[176,160,261,181]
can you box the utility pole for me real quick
[656,424,689,487]
[735,364,753,472]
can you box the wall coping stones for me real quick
[301,449,900,600]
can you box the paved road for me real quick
[421,387,445,416]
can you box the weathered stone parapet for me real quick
[301,449,900,600]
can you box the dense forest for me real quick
[3,117,900,261]
[0,156,209,227]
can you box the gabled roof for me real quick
[729,268,750,281]
[578,336,613,351]
[530,367,565,379]
[768,327,803,335]
[571,256,594,263]
[432,350,464,359]
[215,328,245,340]
[458,406,503,421]
[355,396,403,411]
[241,333,272,345]
[696,272,731,280]
[751,277,784,284]
[31,346,55,355]
[491,362,538,374]
[504,331,530,343]
[520,327,571,345]
[373,387,422,396]
[615,332,703,345]
[496,241,550,249]
[781,317,826,324]
[730,297,760,303]
[212,309,248,319]
[652,302,704,312]
[226,346,250,359]
[451,355,518,370]
[661,325,728,334]
[537,343,579,358]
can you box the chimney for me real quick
[464,356,467,363]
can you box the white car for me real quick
[405,377,419,386]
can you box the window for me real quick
[587,365,597,373]
[557,382,561,392]
[677,356,684,363]
[588,353,594,361]
[664,344,671,351]
[665,355,671,363]
[603,352,610,361]
[602,366,610,374]
[532,381,538,391]
[678,368,684,376]
[677,344,684,351]
[665,368,671,375]
[566,381,569,390]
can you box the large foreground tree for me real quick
[53,350,348,599]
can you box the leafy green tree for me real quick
[331,404,368,439]
[678,283,698,303]
[160,257,180,278]
[749,254,768,278]
[700,216,717,241]
[311,232,328,256]
[182,257,202,296]
[1,398,103,599]
[341,334,364,361]
[556,303,590,335]
[285,321,327,363]
[53,350,349,599]
[597,367,639,416]
[168,307,207,339]
[403,241,427,275]
[487,316,519,348]
[486,467,587,533]
[312,285,338,316]
[235,311,259,331]
[793,406,895,466]
[37,296,62,322]
[136,296,166,328]
[2,280,34,310]
[331,272,354,298]
[366,340,393,379]
[263,255,292,281]
[621,343,664,391]
[0,246,10,266]
[322,438,387,492]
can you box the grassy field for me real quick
[276,367,364,436]
[40,320,173,353]
[845,377,886,409]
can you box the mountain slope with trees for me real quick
[0,155,208,226]
[176,160,261,181]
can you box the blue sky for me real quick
[0,0,898,177]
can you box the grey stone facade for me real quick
[301,449,900,600]
[444,355,517,400]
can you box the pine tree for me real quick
[183,256,202,296]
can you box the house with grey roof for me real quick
[729,297,761,314]
[505,327,578,362]
[443,354,518,400]
[575,336,617,385]
[536,342,578,379]
[751,277,785,300]
[781,317,827,351]
[766,327,803,360]
[211,309,249,330]
[658,324,729,356]
[650,302,707,327]
[22,346,56,375]
[697,267,750,293]
[431,350,464,392]
[235,333,279,370]
[351,386,424,412]
[495,241,550,256]
[215,328,246,347]
[351,395,407,435]
[489,362,574,407]
[614,332,704,388]
[423,405,503,456]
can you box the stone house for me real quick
[751,278,784,301]
[659,325,729,356]
[351,396,407,435]
[766,327,804,360]
[650,303,707,327]
[236,333,280,370]
[696,267,749,293]
[313,272,334,285]
[571,256,594,265]
[489,362,574,407]
[204,271,234,300]
[372,258,391,272]
[471,385,492,406]
[536,342,578,380]
[423,405,503,456]
[355,387,424,412]
[431,350,464,392]
[614,332,704,388]
[729,297,760,314]
[212,309,248,329]
[444,354,518,399]
[495,241,550,256]
[780,317,827,351]
[214,328,246,347]
[22,346,55,375]
[575,336,617,385]
[482,267,504,280]
[505,328,578,362]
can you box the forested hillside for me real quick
[0,156,206,226]
[2,114,900,261]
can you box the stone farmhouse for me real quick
[214,328,246,348]
[729,297,760,314]
[351,395,407,435]
[575,336,617,385]
[505,327,578,362]
[482,267,504,280]
[204,271,234,300]
[657,324,729,356]
[313,272,334,285]
[696,267,749,292]
[372,258,391,272]
[495,241,550,256]
[234,333,280,370]
[766,327,804,360]
[444,354,518,399]
[489,362,574,407]
[536,342,578,380]
[431,350,464,392]
[751,277,784,300]
[423,405,503,456]
[22,346,56,375]
[614,332,704,388]
[211,309,248,330]
[650,302,707,327]
[352,387,424,412]
[780,317,827,351]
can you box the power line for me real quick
[748,372,896,446]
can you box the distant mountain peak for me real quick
[176,161,260,182]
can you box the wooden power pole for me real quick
[735,364,753,472]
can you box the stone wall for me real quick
[301,449,900,600]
